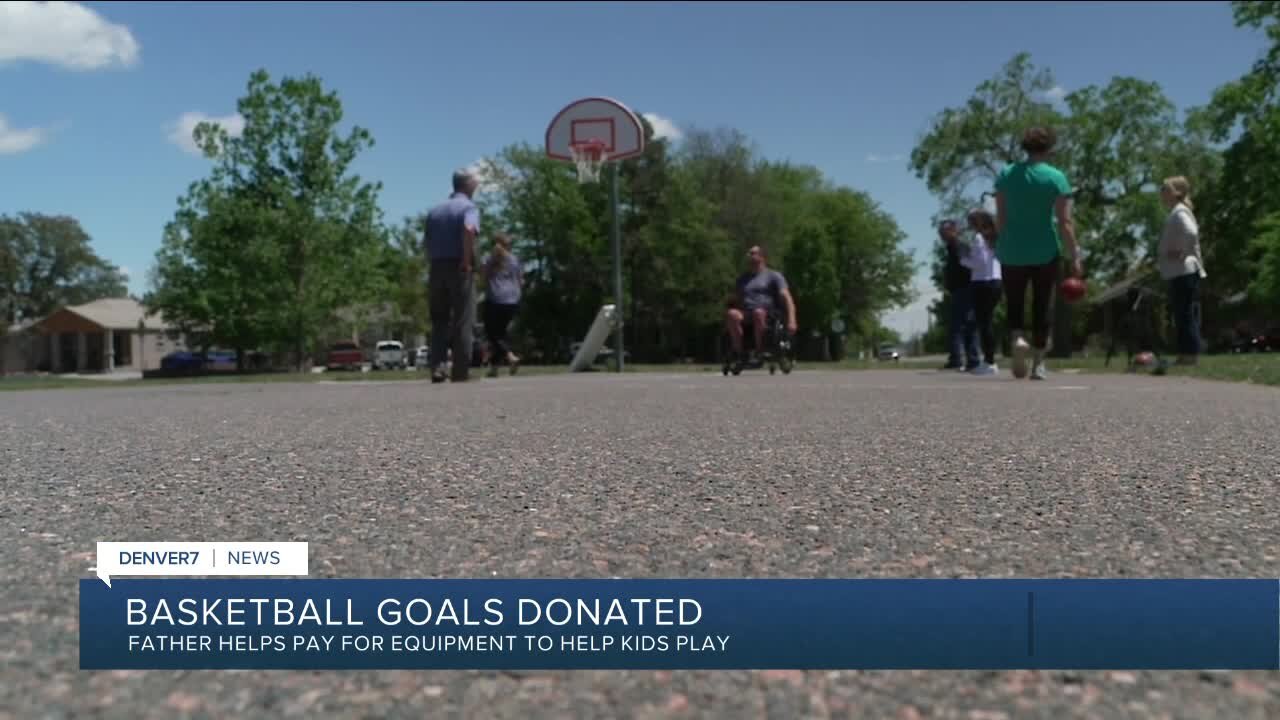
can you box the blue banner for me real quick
[79,579,1279,670]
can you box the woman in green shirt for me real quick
[994,126,1083,380]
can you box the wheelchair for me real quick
[721,310,795,376]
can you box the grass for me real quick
[3,352,1278,393]
[871,351,1280,387]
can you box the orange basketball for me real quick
[1060,277,1086,303]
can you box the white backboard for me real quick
[546,97,646,162]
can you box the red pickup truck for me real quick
[326,341,365,371]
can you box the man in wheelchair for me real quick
[724,245,798,368]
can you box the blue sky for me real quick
[1,1,1268,336]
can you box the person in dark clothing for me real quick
[940,220,979,371]
[424,169,480,383]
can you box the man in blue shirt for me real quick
[424,169,481,383]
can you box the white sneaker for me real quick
[971,362,998,376]
[1031,361,1048,381]
[1011,337,1031,379]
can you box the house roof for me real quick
[46,298,170,331]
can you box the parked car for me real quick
[1229,326,1280,353]
[1258,326,1280,351]
[159,349,266,372]
[372,340,406,370]
[326,341,364,371]
[876,343,901,362]
[160,351,204,372]
[205,350,237,372]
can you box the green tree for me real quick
[628,159,731,361]
[147,69,388,369]
[385,215,430,342]
[820,188,917,350]
[910,53,1063,218]
[1201,1,1280,306]
[1248,212,1280,309]
[1060,78,1220,285]
[148,185,287,361]
[682,128,802,260]
[783,214,839,358]
[0,212,127,327]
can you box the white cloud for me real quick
[463,157,508,194]
[0,1,140,70]
[166,111,245,156]
[1042,85,1068,102]
[865,153,904,164]
[642,112,684,142]
[0,113,48,155]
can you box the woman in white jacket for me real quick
[1157,176,1206,365]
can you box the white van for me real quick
[373,340,406,370]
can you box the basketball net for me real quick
[570,140,608,184]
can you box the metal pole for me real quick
[611,161,623,373]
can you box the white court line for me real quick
[317,379,422,387]
[908,384,1002,390]
[906,383,1093,391]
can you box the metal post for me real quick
[611,161,623,373]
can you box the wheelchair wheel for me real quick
[776,332,794,375]
[778,344,794,375]
[769,364,776,375]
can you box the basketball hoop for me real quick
[569,140,609,184]
[546,97,646,374]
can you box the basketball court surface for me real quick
[3,368,1278,717]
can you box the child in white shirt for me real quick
[964,210,1003,375]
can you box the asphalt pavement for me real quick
[2,368,1278,719]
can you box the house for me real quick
[1,298,187,375]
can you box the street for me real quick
[2,368,1278,718]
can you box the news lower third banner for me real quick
[79,579,1280,670]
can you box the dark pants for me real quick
[429,259,475,380]
[1003,260,1058,350]
[948,285,980,368]
[1169,273,1202,356]
[484,301,518,362]
[972,280,1002,365]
